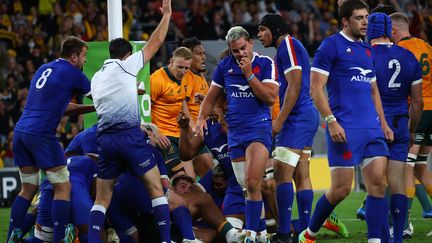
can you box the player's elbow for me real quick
[263,87,279,105]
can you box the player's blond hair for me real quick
[389,12,409,27]
[225,26,251,43]
[172,46,192,60]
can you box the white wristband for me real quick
[325,114,337,124]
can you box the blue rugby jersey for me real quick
[311,32,379,128]
[15,59,90,136]
[276,35,314,114]
[211,52,278,129]
[372,43,422,116]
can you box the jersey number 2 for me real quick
[388,59,401,88]
[36,68,53,89]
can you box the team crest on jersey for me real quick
[253,65,261,74]
[346,47,352,53]
[365,49,371,57]
[168,88,174,96]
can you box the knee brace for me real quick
[19,171,40,185]
[46,166,70,184]
[302,149,312,162]
[407,153,417,167]
[232,161,246,189]
[272,147,300,167]
[416,154,428,165]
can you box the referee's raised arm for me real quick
[142,0,172,64]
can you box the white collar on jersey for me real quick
[340,31,363,42]
[235,52,257,65]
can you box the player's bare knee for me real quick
[293,169,311,189]
[366,179,387,197]
[330,184,351,202]
[245,177,261,194]
[52,182,71,200]
[273,166,294,183]
[19,184,39,200]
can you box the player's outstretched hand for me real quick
[159,0,172,16]
[328,121,347,143]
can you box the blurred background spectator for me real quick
[0,0,430,167]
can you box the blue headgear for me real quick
[367,12,392,42]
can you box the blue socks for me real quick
[309,195,335,233]
[21,213,37,235]
[52,199,70,242]
[276,183,294,234]
[391,194,407,242]
[297,189,313,232]
[246,200,263,233]
[172,206,195,240]
[88,205,106,243]
[258,217,266,232]
[152,197,171,243]
[365,195,386,240]
[8,195,31,240]
[381,203,390,243]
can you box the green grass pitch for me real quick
[1,191,431,242]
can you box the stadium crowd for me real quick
[1,0,432,168]
[2,0,432,243]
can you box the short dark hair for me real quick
[109,38,132,59]
[172,174,195,186]
[212,164,226,178]
[371,4,397,15]
[182,37,201,50]
[338,0,369,22]
[60,36,87,59]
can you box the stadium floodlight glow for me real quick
[107,0,123,40]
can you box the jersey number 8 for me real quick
[36,68,53,89]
